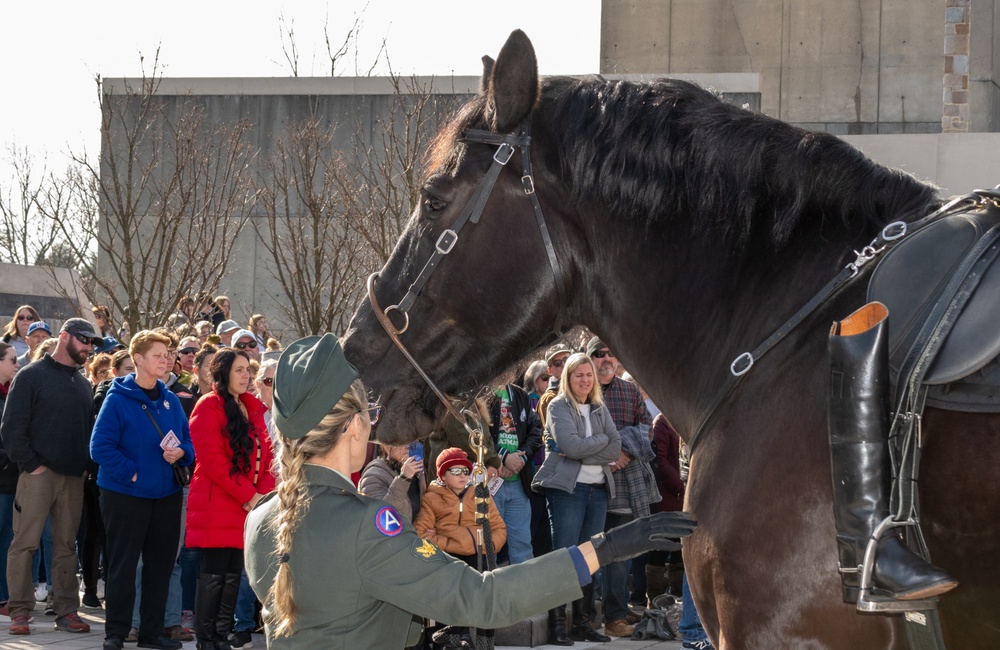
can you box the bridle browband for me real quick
[367,114,567,450]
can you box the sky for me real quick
[0,0,601,179]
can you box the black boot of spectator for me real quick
[215,573,241,645]
[194,574,229,650]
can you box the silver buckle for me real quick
[436,229,458,254]
[730,352,754,376]
[494,143,514,165]
[522,174,535,195]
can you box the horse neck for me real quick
[572,207,865,435]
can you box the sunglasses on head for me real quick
[260,377,273,387]
[592,350,613,359]
[447,467,471,477]
[179,347,198,355]
[17,314,34,322]
[234,340,258,350]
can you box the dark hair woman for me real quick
[0,342,20,609]
[90,330,196,649]
[243,334,695,648]
[1,305,41,358]
[186,348,275,650]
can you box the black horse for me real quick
[343,30,999,648]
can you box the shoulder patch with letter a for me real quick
[375,506,403,537]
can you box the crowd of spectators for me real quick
[0,299,281,650]
[0,298,712,650]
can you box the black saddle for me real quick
[868,197,1000,411]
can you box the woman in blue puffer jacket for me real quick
[91,330,195,650]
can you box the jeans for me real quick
[493,480,533,564]
[679,572,708,642]
[233,571,256,633]
[179,546,201,612]
[547,483,607,627]
[0,493,14,602]
[546,483,608,550]
[603,511,633,621]
[31,517,53,588]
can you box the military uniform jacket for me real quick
[245,464,583,649]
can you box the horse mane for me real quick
[541,77,939,251]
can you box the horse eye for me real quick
[422,196,448,215]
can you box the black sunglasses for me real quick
[17,314,34,321]
[447,467,471,477]
[73,333,100,346]
[234,340,258,350]
[592,350,613,359]
[550,358,566,367]
[539,374,551,381]
[179,347,198,355]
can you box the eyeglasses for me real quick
[260,377,273,387]
[73,333,99,346]
[179,347,198,355]
[96,368,112,377]
[447,467,471,476]
[344,401,383,432]
[17,314,34,322]
[365,401,383,426]
[592,350,613,359]
[550,358,566,367]
[234,340,258,350]
[539,374,550,381]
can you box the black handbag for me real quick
[141,404,192,487]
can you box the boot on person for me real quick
[828,302,957,602]
[547,606,573,646]
[570,583,610,643]
[194,574,231,650]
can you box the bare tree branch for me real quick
[44,49,257,337]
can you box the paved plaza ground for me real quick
[0,599,686,649]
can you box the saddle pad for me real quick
[868,205,1000,385]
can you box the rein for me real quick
[687,191,989,452]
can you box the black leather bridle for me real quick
[375,116,567,337]
[366,115,567,450]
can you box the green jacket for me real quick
[245,464,583,649]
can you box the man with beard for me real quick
[0,318,100,635]
[587,336,652,638]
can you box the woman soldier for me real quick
[244,334,697,648]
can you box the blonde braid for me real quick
[267,438,309,637]
[266,379,367,637]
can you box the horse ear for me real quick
[485,29,538,133]
[480,56,495,94]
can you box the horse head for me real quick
[343,30,575,444]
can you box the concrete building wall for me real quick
[601,0,1000,134]
[0,264,94,331]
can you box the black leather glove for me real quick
[591,511,697,566]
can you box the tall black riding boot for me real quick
[213,573,241,647]
[570,583,610,643]
[828,302,957,602]
[547,606,573,646]
[194,573,227,650]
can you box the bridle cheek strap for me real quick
[388,116,568,336]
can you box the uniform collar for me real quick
[302,463,356,490]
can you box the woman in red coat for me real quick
[186,348,275,650]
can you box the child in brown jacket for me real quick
[412,447,507,565]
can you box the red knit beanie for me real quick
[436,447,473,476]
